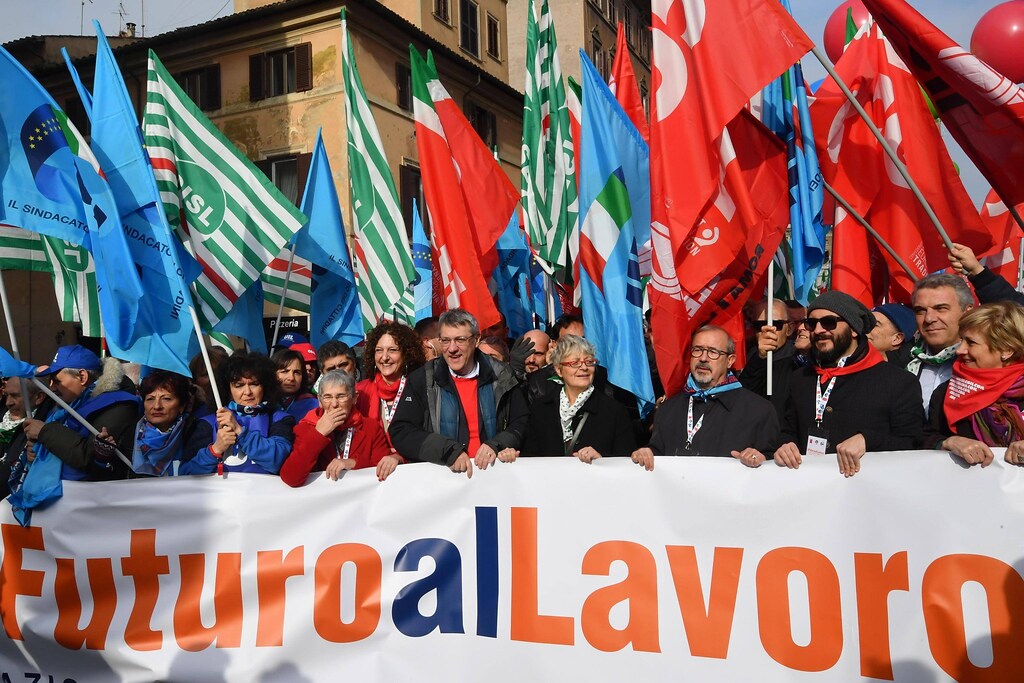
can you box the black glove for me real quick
[509,336,536,380]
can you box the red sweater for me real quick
[279,408,390,487]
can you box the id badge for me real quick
[806,426,829,458]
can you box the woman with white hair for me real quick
[520,335,636,462]
[280,370,395,485]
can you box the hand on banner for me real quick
[836,434,867,477]
[948,243,984,277]
[451,452,473,478]
[773,442,803,469]
[630,447,654,471]
[22,418,44,441]
[1005,441,1024,466]
[496,448,519,463]
[942,435,995,467]
[376,454,400,481]
[474,444,498,470]
[326,456,356,481]
[731,448,766,468]
[573,446,603,464]
[316,406,350,437]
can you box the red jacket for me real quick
[279,408,390,487]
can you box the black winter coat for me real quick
[650,386,779,457]
[521,389,637,458]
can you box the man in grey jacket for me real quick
[389,309,528,478]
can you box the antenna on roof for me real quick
[80,0,94,36]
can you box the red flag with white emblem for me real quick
[609,22,649,141]
[978,190,1023,290]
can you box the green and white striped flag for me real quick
[143,50,307,331]
[342,13,416,331]
[0,225,101,336]
[261,247,312,314]
[521,0,578,277]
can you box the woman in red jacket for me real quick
[279,370,394,486]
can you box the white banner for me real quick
[0,452,1022,682]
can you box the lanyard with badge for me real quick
[685,397,704,453]
[379,376,407,429]
[333,428,355,460]
[808,357,847,457]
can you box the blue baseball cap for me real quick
[277,332,309,347]
[872,303,917,340]
[37,345,101,377]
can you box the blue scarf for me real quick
[684,372,743,402]
[132,414,189,477]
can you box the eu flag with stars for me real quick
[577,51,654,414]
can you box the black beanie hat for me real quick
[807,291,877,336]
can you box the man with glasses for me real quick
[774,291,923,477]
[390,308,528,478]
[631,325,778,470]
[740,297,801,418]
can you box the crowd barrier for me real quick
[0,452,1021,682]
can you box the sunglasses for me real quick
[751,319,792,329]
[800,315,843,332]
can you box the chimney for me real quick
[125,22,137,37]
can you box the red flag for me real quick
[608,22,649,141]
[978,190,1023,289]
[862,0,1024,207]
[809,23,992,303]
[830,208,890,308]
[649,0,811,395]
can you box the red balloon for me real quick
[823,1,871,63]
[971,1,1024,84]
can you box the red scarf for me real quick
[943,359,1024,428]
[814,343,884,383]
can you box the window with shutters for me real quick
[624,5,634,46]
[590,28,602,68]
[608,0,617,26]
[468,102,497,149]
[249,43,313,101]
[486,13,500,60]
[396,62,412,112]
[259,153,312,205]
[176,65,221,111]
[400,164,424,240]
[460,0,480,58]
[434,0,451,25]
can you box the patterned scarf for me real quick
[132,414,189,477]
[906,341,959,376]
[684,372,742,402]
[0,412,24,447]
[559,385,595,442]
[944,360,1024,445]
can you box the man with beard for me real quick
[774,292,924,477]
[631,325,778,470]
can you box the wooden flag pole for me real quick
[824,180,920,282]
[270,242,298,349]
[812,47,955,252]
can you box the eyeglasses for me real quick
[559,358,598,368]
[751,319,791,329]
[800,315,843,332]
[320,392,352,401]
[439,335,477,347]
[690,346,729,360]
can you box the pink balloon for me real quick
[823,0,871,64]
[971,1,1024,83]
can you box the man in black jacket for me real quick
[631,325,779,470]
[774,291,924,477]
[389,309,528,478]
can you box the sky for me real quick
[0,0,1011,201]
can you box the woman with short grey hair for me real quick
[521,334,636,462]
[280,370,395,486]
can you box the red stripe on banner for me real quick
[150,156,177,173]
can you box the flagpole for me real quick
[29,378,133,470]
[179,232,224,411]
[270,242,298,349]
[0,270,33,419]
[812,47,955,252]
[1008,205,1024,237]
[766,259,774,397]
[823,180,919,282]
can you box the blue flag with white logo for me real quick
[88,23,201,374]
[411,198,433,323]
[0,45,139,351]
[760,0,827,304]
[492,212,534,339]
[577,51,654,414]
[293,131,362,348]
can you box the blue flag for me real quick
[61,47,93,118]
[214,279,268,355]
[0,46,140,351]
[411,198,433,323]
[88,22,200,374]
[577,51,654,415]
[492,212,534,339]
[761,0,827,305]
[0,347,36,378]
[293,131,362,348]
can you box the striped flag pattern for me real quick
[143,50,307,331]
[521,0,578,277]
[261,248,313,314]
[0,225,101,336]
[341,14,416,331]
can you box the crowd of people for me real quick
[2,243,1024,506]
